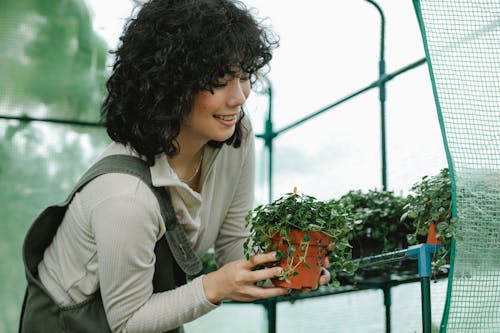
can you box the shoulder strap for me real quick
[64,154,202,275]
[66,155,177,228]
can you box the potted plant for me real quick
[335,189,411,258]
[401,168,459,271]
[244,188,357,289]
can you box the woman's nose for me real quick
[227,80,248,107]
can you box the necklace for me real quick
[179,150,204,183]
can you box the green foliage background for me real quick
[0,1,110,331]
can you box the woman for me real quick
[20,0,330,332]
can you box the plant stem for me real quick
[291,240,310,272]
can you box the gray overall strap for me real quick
[69,154,202,275]
[20,154,193,333]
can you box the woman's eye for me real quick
[213,81,228,88]
[213,74,249,88]
[215,74,233,87]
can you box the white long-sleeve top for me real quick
[38,119,255,332]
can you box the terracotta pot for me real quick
[426,222,442,244]
[271,228,332,290]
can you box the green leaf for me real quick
[407,233,417,244]
[437,222,448,231]
[276,250,286,260]
[400,211,409,222]
[336,242,347,251]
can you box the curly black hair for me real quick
[101,0,278,165]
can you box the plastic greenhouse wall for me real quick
[0,1,110,331]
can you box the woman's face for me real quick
[182,72,251,144]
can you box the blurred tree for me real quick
[0,0,108,120]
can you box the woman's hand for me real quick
[318,256,331,286]
[318,243,334,286]
[202,252,289,304]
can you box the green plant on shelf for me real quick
[401,168,459,272]
[334,189,411,259]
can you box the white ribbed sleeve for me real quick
[91,189,218,333]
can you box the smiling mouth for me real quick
[213,114,238,121]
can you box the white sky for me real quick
[84,0,447,202]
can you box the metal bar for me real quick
[0,114,102,127]
[421,277,432,333]
[272,57,426,137]
[351,249,408,268]
[268,137,273,204]
[266,82,274,204]
[244,267,447,306]
[265,300,277,333]
[274,82,376,137]
[252,78,275,203]
[406,244,442,332]
[382,285,392,333]
[380,83,387,191]
[365,0,388,191]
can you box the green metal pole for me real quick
[380,68,387,192]
[383,285,392,333]
[267,131,273,204]
[421,277,432,333]
[0,114,102,127]
[364,0,387,191]
[273,58,425,137]
[255,78,275,204]
[265,83,274,204]
[265,300,277,333]
[406,244,441,333]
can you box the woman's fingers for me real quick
[322,256,330,268]
[242,285,290,301]
[244,251,278,269]
[247,266,283,282]
[242,252,283,284]
[203,253,289,303]
[319,267,330,285]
